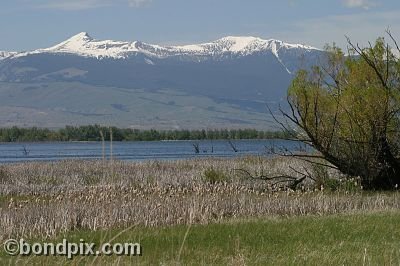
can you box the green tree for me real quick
[286,33,400,189]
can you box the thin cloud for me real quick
[343,0,377,10]
[39,0,109,10]
[128,0,152,7]
[269,10,400,50]
[32,0,152,10]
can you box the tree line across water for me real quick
[0,125,290,142]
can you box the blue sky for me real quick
[1,0,400,51]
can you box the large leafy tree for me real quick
[286,32,400,190]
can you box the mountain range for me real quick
[0,32,324,129]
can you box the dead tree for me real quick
[228,140,238,152]
[192,143,200,154]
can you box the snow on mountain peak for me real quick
[10,33,319,60]
[68,32,93,42]
[174,36,266,54]
[216,36,263,51]
[174,36,317,57]
[49,32,94,50]
[40,32,144,59]
[0,51,14,60]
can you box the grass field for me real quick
[1,211,400,265]
[1,158,399,265]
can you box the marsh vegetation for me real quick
[0,157,398,241]
[0,157,399,265]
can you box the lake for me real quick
[0,139,302,163]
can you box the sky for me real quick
[1,0,400,51]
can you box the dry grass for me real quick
[0,157,398,241]
[0,156,308,193]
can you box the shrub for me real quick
[203,167,227,184]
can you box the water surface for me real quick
[0,139,301,163]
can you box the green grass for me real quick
[2,211,400,265]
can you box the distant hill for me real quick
[0,33,324,129]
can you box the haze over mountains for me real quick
[0,33,323,129]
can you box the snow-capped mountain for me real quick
[0,33,324,129]
[0,51,17,60]
[8,32,319,71]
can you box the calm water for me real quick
[0,139,301,163]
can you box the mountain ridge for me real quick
[0,33,324,129]
[3,32,320,61]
